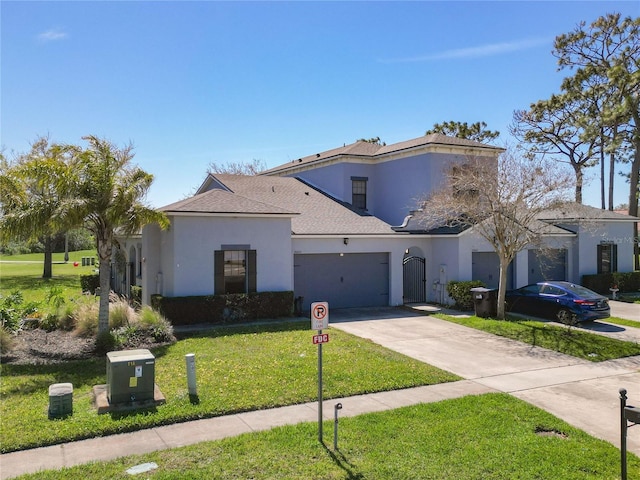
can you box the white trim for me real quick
[264,143,503,177]
[165,211,299,218]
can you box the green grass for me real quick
[14,393,639,480]
[0,250,97,305]
[0,321,460,453]
[435,313,640,362]
[605,316,640,329]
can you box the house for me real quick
[114,134,638,312]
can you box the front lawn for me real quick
[14,393,639,479]
[435,313,640,361]
[0,321,459,453]
[0,250,97,305]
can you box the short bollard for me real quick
[186,354,197,399]
[334,403,343,450]
[620,388,640,480]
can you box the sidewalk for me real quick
[2,305,639,478]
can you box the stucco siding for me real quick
[572,221,636,276]
[141,223,164,306]
[286,164,346,202]
[153,216,293,298]
[373,152,495,226]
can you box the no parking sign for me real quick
[310,301,329,443]
[311,302,329,330]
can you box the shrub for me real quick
[73,298,99,337]
[581,272,640,295]
[0,291,40,332]
[446,280,486,310]
[109,297,136,329]
[136,306,174,342]
[95,330,119,354]
[108,306,175,349]
[39,313,60,332]
[130,286,142,308]
[45,285,66,310]
[80,274,100,294]
[56,302,77,331]
[152,291,294,326]
[0,328,15,355]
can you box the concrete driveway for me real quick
[330,306,640,455]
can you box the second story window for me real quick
[351,177,368,210]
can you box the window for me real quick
[597,243,617,274]
[541,285,565,296]
[351,177,367,210]
[450,165,479,201]
[214,249,257,294]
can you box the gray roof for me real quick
[164,174,396,236]
[160,189,298,216]
[263,133,504,175]
[394,211,575,237]
[537,203,639,222]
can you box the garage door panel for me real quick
[528,249,567,284]
[294,253,389,311]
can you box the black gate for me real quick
[403,256,426,303]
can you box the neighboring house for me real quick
[115,134,639,312]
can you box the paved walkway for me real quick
[1,303,639,478]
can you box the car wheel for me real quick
[556,308,577,325]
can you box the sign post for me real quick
[311,302,329,443]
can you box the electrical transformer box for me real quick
[106,349,155,404]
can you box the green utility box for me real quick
[106,349,155,404]
[49,382,73,418]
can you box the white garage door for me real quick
[294,253,389,311]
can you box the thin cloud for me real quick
[37,29,68,43]
[381,37,550,63]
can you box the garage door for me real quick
[472,252,514,289]
[528,249,567,283]
[294,253,389,311]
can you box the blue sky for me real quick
[2,1,639,209]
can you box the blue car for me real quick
[505,281,610,324]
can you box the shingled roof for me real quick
[262,133,504,175]
[203,174,396,236]
[160,189,297,216]
[161,174,395,235]
[537,203,639,222]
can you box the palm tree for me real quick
[71,136,169,334]
[0,137,77,278]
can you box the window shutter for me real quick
[214,250,224,295]
[597,244,603,274]
[612,244,618,273]
[248,250,257,293]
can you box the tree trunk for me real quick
[574,165,583,204]
[600,131,606,209]
[608,125,617,211]
[97,237,112,334]
[42,235,53,279]
[629,142,640,271]
[608,151,615,211]
[496,256,510,320]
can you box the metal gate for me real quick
[403,256,426,303]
